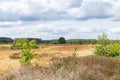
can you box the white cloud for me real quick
[0,19,119,39]
[108,27,120,34]
[0,0,120,39]
[0,21,22,27]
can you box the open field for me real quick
[0,44,93,67]
[0,44,120,80]
[0,44,94,60]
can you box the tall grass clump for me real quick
[94,33,120,57]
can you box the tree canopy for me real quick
[58,37,66,44]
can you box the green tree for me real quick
[58,37,66,44]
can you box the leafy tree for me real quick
[58,37,66,44]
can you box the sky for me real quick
[0,0,120,40]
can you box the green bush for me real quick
[30,40,39,49]
[11,38,39,49]
[11,38,22,49]
[94,33,120,58]
[19,38,36,65]
[94,43,120,57]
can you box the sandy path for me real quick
[77,48,94,56]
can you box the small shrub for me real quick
[11,38,39,50]
[19,38,36,65]
[72,48,78,57]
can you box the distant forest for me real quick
[0,37,119,44]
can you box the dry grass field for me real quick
[0,44,120,80]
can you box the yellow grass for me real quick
[0,44,93,75]
[0,44,120,80]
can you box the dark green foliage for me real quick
[27,38,43,44]
[58,37,66,44]
[0,36,120,45]
[0,37,13,44]
[41,39,98,44]
[67,39,97,44]
[50,39,58,44]
[0,37,43,44]
[11,38,39,49]
[42,40,51,44]
[94,33,120,57]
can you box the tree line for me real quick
[0,37,119,44]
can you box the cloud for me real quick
[0,0,120,39]
[0,21,73,39]
[0,21,22,27]
[0,0,120,21]
[108,27,120,34]
[67,0,114,20]
[0,19,119,39]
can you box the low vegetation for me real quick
[11,38,39,49]
[1,56,120,80]
[94,33,120,58]
[0,33,120,80]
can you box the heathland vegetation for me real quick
[0,33,120,80]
